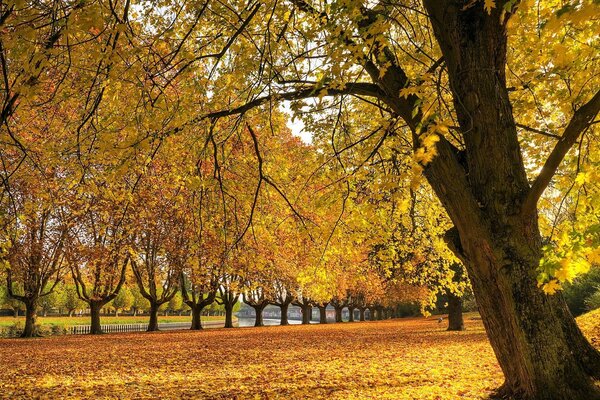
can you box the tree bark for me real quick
[224,303,234,328]
[318,305,327,324]
[359,308,365,322]
[89,301,103,334]
[190,306,203,331]
[334,307,343,323]
[415,2,600,398]
[447,291,465,331]
[147,303,160,332]
[13,308,18,318]
[348,307,355,322]
[301,304,312,325]
[280,303,289,326]
[253,305,265,327]
[22,299,38,338]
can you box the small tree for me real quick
[111,287,134,317]
[63,285,84,317]
[39,285,66,317]
[130,286,149,316]
[168,292,184,316]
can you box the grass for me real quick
[0,314,226,327]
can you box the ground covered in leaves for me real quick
[1,313,598,399]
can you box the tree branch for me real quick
[522,89,600,217]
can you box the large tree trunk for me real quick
[446,291,465,331]
[22,299,38,338]
[318,306,327,324]
[224,303,234,328]
[348,307,355,322]
[147,303,160,332]
[191,305,203,330]
[359,308,365,321]
[253,305,265,327]
[414,2,600,398]
[280,303,289,326]
[13,308,18,318]
[89,301,103,335]
[301,304,312,325]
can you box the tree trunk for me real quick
[224,303,234,328]
[22,299,38,338]
[367,308,374,321]
[191,305,203,330]
[418,2,600,398]
[147,303,160,332]
[318,306,327,324]
[334,307,343,323]
[253,305,265,327]
[280,303,289,326]
[376,307,383,321]
[68,309,74,317]
[348,307,355,322]
[359,308,365,321]
[13,308,18,318]
[90,301,103,334]
[447,291,465,331]
[301,304,312,325]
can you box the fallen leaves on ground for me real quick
[0,314,597,399]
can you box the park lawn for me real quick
[0,312,597,399]
[0,315,226,327]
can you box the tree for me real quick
[68,185,132,334]
[39,285,66,317]
[130,287,149,317]
[168,292,185,316]
[190,2,600,396]
[63,285,84,317]
[0,284,23,317]
[1,171,68,336]
[111,287,134,317]
[217,272,242,329]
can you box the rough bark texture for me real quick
[447,292,465,331]
[359,308,365,322]
[418,2,600,398]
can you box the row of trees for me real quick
[2,0,598,397]
[1,106,461,336]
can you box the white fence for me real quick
[69,322,192,335]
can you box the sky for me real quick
[281,101,312,144]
